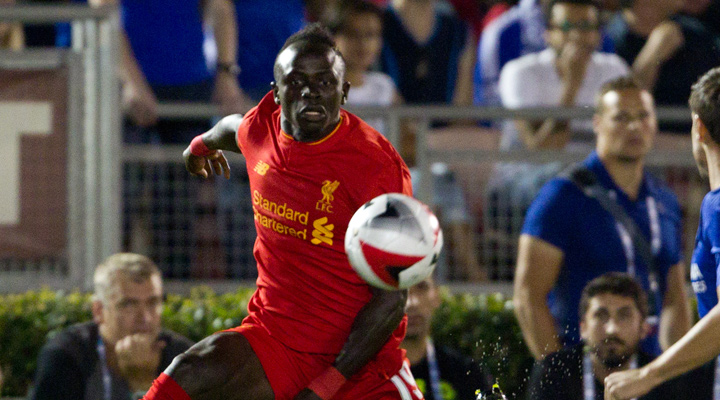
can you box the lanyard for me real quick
[714,356,720,400]
[96,337,113,400]
[426,338,443,400]
[613,193,662,321]
[583,350,637,400]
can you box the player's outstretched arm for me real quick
[183,114,243,179]
[605,301,720,400]
[296,287,407,400]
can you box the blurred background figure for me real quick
[29,253,193,400]
[474,0,617,108]
[609,0,720,132]
[0,0,23,50]
[327,0,485,282]
[680,0,720,38]
[483,0,628,276]
[403,276,494,400]
[498,0,629,150]
[327,0,400,134]
[474,0,546,107]
[527,272,685,400]
[513,77,691,360]
[229,0,306,103]
[381,0,476,106]
[85,0,244,276]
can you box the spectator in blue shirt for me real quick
[513,76,691,361]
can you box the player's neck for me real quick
[705,145,720,191]
[403,335,428,365]
[280,115,340,142]
[599,154,645,201]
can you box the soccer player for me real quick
[143,24,423,400]
[604,67,720,399]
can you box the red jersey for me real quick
[236,92,413,358]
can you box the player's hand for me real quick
[213,74,255,115]
[123,80,159,128]
[604,367,658,400]
[115,334,166,392]
[183,147,231,179]
[644,20,684,65]
[293,388,323,400]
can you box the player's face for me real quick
[594,89,657,163]
[404,277,441,340]
[334,12,383,74]
[692,113,710,179]
[545,3,601,52]
[94,273,163,345]
[272,43,350,142]
[580,293,645,369]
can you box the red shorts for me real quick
[227,322,423,400]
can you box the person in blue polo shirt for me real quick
[605,67,720,400]
[513,75,692,362]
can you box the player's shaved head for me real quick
[274,23,345,82]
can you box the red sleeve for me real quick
[235,110,255,153]
[143,373,191,400]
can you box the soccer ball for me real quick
[345,193,443,290]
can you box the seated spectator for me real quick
[498,0,629,150]
[610,0,720,131]
[527,272,686,399]
[475,0,616,107]
[403,276,493,399]
[29,253,193,400]
[381,0,476,106]
[0,0,23,50]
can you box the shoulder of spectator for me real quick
[42,321,98,355]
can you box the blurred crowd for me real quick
[1,0,719,283]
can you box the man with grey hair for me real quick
[30,253,193,400]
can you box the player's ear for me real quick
[92,299,105,325]
[341,81,350,105]
[694,113,710,144]
[271,82,280,104]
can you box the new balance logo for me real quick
[254,160,270,176]
[311,217,334,245]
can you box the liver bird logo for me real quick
[320,180,340,204]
